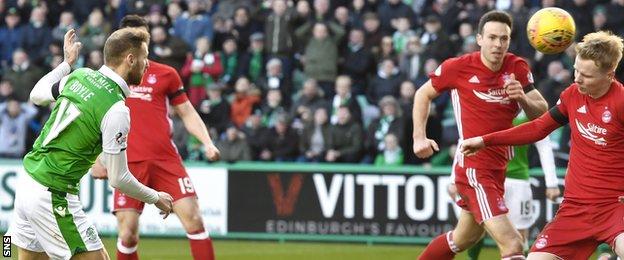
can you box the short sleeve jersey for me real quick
[23,67,128,194]
[430,52,534,170]
[553,81,624,203]
[125,61,189,162]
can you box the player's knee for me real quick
[451,231,484,251]
[499,236,524,254]
[182,213,205,232]
[118,228,139,246]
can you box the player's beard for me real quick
[127,63,144,85]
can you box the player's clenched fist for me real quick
[155,191,174,219]
[204,142,221,161]
[460,137,485,156]
[504,73,526,102]
[413,138,439,158]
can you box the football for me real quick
[527,7,576,54]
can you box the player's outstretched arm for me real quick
[461,110,563,156]
[100,102,173,218]
[30,29,82,105]
[412,80,441,158]
[534,137,561,201]
[173,101,220,161]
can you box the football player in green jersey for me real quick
[7,28,174,260]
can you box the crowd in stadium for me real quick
[0,0,622,165]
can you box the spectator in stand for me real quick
[605,0,624,36]
[3,49,44,102]
[239,32,268,83]
[0,96,38,158]
[464,0,494,27]
[374,36,397,66]
[362,12,382,55]
[392,16,416,55]
[329,75,362,125]
[0,80,15,103]
[21,7,51,65]
[232,6,260,52]
[0,8,23,68]
[398,80,418,164]
[419,15,455,61]
[365,96,404,163]
[508,0,533,59]
[241,113,269,160]
[340,28,373,96]
[51,11,77,42]
[181,37,223,107]
[297,21,345,97]
[374,133,404,166]
[399,36,425,83]
[562,0,594,41]
[264,0,295,72]
[198,83,231,135]
[216,125,252,163]
[173,0,213,46]
[538,60,572,107]
[78,9,110,56]
[230,76,261,127]
[377,0,415,35]
[85,49,104,70]
[349,0,372,28]
[257,89,287,128]
[290,78,327,122]
[256,58,292,103]
[326,105,362,163]
[149,25,189,71]
[220,37,240,86]
[312,0,332,22]
[368,58,404,104]
[259,114,299,162]
[422,0,463,36]
[146,5,169,28]
[167,2,184,25]
[299,107,331,162]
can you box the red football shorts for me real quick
[113,159,197,213]
[530,200,624,259]
[454,165,508,223]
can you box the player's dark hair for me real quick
[120,15,149,30]
[477,11,512,35]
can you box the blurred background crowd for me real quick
[0,0,622,167]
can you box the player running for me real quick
[462,111,561,259]
[90,15,220,260]
[461,31,624,260]
[6,28,173,260]
[415,11,549,259]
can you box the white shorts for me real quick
[504,178,537,230]
[6,172,103,260]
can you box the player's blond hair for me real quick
[103,27,150,67]
[576,31,624,72]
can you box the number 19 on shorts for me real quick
[178,177,195,194]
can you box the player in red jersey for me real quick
[414,11,549,259]
[461,31,624,259]
[91,15,220,260]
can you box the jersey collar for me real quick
[98,65,131,98]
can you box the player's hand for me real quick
[460,137,485,156]
[447,183,458,200]
[504,73,526,102]
[413,138,439,159]
[155,191,173,219]
[63,29,82,66]
[204,142,221,161]
[90,159,108,179]
[545,187,561,201]
[618,196,624,204]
